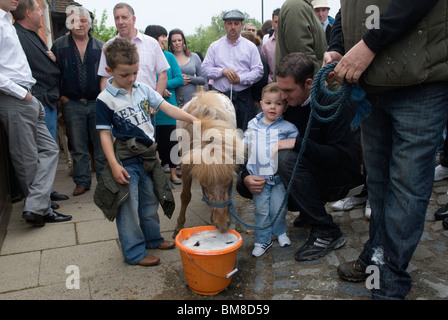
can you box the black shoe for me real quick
[435,203,448,220]
[294,234,346,261]
[51,201,60,210]
[337,260,368,282]
[443,217,448,230]
[44,211,72,223]
[22,211,45,227]
[51,191,69,201]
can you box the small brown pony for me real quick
[173,91,244,237]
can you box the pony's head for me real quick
[178,91,244,232]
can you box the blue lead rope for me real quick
[311,61,372,130]
[222,62,371,230]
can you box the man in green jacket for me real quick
[326,0,448,300]
[275,0,327,78]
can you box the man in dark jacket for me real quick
[51,5,107,197]
[326,0,448,300]
[12,0,69,206]
[238,52,361,261]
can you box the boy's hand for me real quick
[243,175,266,195]
[111,163,130,185]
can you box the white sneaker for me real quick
[163,164,170,173]
[331,196,366,211]
[252,241,273,257]
[434,164,448,181]
[364,200,371,220]
[277,234,291,247]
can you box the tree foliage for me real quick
[91,9,116,42]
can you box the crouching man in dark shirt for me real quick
[237,52,362,261]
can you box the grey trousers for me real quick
[0,92,59,216]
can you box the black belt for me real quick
[78,98,92,106]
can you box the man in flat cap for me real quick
[312,0,334,43]
[202,9,263,131]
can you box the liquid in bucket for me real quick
[175,226,243,295]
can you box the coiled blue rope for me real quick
[229,61,371,230]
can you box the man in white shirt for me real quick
[98,2,169,95]
[0,0,71,226]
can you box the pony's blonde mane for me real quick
[177,91,244,187]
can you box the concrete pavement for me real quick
[0,154,447,300]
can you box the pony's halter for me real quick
[201,184,233,208]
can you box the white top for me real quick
[0,9,35,99]
[98,30,170,90]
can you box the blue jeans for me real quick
[252,175,288,244]
[43,105,57,142]
[358,82,448,300]
[116,162,164,264]
[62,100,106,187]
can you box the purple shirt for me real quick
[202,35,263,93]
[261,34,276,83]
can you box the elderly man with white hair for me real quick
[312,0,334,43]
[51,6,107,197]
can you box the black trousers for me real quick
[219,87,256,131]
[155,125,178,168]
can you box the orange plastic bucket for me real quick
[175,225,243,295]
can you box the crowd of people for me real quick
[1,0,447,300]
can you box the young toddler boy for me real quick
[244,82,299,257]
[96,38,197,266]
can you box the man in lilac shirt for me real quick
[202,10,263,131]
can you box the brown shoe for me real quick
[73,185,89,196]
[137,254,160,266]
[157,240,175,250]
[337,260,368,282]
